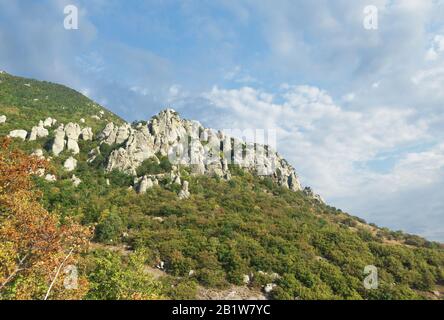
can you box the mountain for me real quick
[0,72,443,300]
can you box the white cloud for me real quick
[199,84,442,239]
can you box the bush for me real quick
[94,209,125,243]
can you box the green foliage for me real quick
[160,277,199,299]
[2,72,443,300]
[0,72,123,137]
[136,156,172,176]
[94,208,125,243]
[85,249,164,300]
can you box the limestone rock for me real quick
[99,122,117,145]
[135,175,154,194]
[71,174,82,187]
[8,129,28,140]
[45,174,57,182]
[0,115,6,124]
[52,126,66,156]
[29,123,49,141]
[67,138,80,155]
[97,109,303,196]
[81,127,93,141]
[115,123,131,144]
[87,147,100,163]
[64,122,81,141]
[63,157,77,172]
[43,117,57,127]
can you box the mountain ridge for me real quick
[1,72,443,300]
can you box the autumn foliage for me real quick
[0,138,92,300]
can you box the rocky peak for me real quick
[102,109,303,193]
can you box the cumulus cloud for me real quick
[195,84,442,240]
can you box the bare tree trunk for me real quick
[44,248,74,300]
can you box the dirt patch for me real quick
[197,285,267,300]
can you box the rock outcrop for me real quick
[63,156,77,172]
[43,117,57,127]
[8,129,28,140]
[135,175,154,194]
[65,123,81,155]
[81,127,93,141]
[29,122,49,141]
[45,174,57,182]
[52,125,66,156]
[99,109,302,192]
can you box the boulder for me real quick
[115,123,131,144]
[8,129,28,140]
[0,115,6,124]
[80,127,93,141]
[43,117,57,127]
[63,157,77,172]
[71,174,82,187]
[52,126,66,156]
[29,124,49,141]
[66,138,80,155]
[64,122,81,141]
[136,175,154,194]
[45,174,57,182]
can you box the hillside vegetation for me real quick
[0,73,443,300]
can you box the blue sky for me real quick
[1,0,444,241]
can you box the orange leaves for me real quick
[0,138,92,299]
[0,138,48,195]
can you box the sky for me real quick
[1,0,444,241]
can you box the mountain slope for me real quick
[0,73,443,300]
[0,71,123,136]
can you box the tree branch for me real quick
[44,248,74,300]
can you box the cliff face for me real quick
[101,109,302,192]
